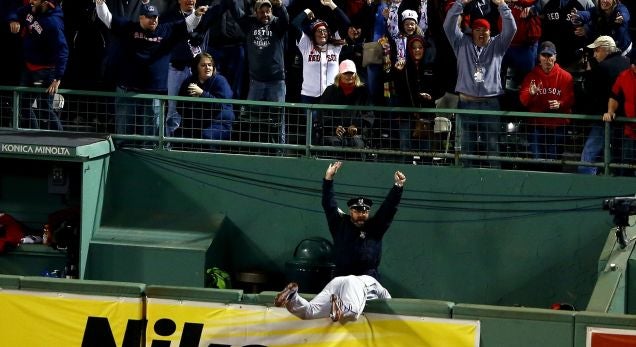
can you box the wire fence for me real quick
[1,86,635,176]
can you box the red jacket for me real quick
[611,68,636,139]
[519,63,575,128]
[0,213,25,253]
[497,0,540,46]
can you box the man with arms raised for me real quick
[322,161,406,279]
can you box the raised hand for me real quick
[9,22,20,34]
[325,161,343,180]
[195,5,208,16]
[394,171,406,187]
[320,0,337,10]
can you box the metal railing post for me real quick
[305,106,312,157]
[603,122,611,176]
[158,99,166,149]
[12,90,20,129]
[454,113,462,167]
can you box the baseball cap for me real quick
[586,35,617,49]
[339,60,356,74]
[401,9,418,23]
[347,197,373,211]
[255,0,272,9]
[140,4,159,17]
[539,41,557,56]
[471,18,490,30]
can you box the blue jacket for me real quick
[579,3,631,53]
[178,72,235,140]
[107,11,202,92]
[161,8,205,69]
[8,5,69,80]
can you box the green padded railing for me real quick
[0,274,21,289]
[452,303,576,347]
[365,298,454,318]
[19,276,145,297]
[145,284,243,303]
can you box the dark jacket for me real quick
[205,0,248,47]
[162,8,205,70]
[463,0,501,36]
[319,83,373,138]
[393,58,437,110]
[579,3,632,53]
[230,2,289,82]
[8,4,69,80]
[339,34,365,71]
[583,52,630,116]
[108,17,188,92]
[537,0,594,66]
[322,179,403,279]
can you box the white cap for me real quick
[586,35,617,49]
[339,60,356,74]
[401,9,418,22]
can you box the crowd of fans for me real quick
[1,0,635,172]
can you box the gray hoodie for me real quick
[443,0,516,97]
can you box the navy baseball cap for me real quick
[140,4,159,17]
[347,197,373,211]
[540,41,557,56]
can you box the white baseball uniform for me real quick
[285,275,391,321]
[297,31,343,98]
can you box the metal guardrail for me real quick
[1,85,636,175]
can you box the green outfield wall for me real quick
[94,150,636,310]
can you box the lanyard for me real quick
[473,44,484,67]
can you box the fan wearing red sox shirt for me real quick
[519,40,575,161]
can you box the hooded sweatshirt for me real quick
[519,62,574,127]
[8,4,69,80]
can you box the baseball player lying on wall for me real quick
[274,275,391,322]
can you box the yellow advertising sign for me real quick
[0,290,478,347]
[146,299,480,347]
[0,290,143,347]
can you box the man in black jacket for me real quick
[577,35,630,174]
[322,161,406,279]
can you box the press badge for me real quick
[474,66,485,83]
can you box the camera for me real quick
[574,48,593,68]
[602,196,636,249]
[602,196,636,220]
